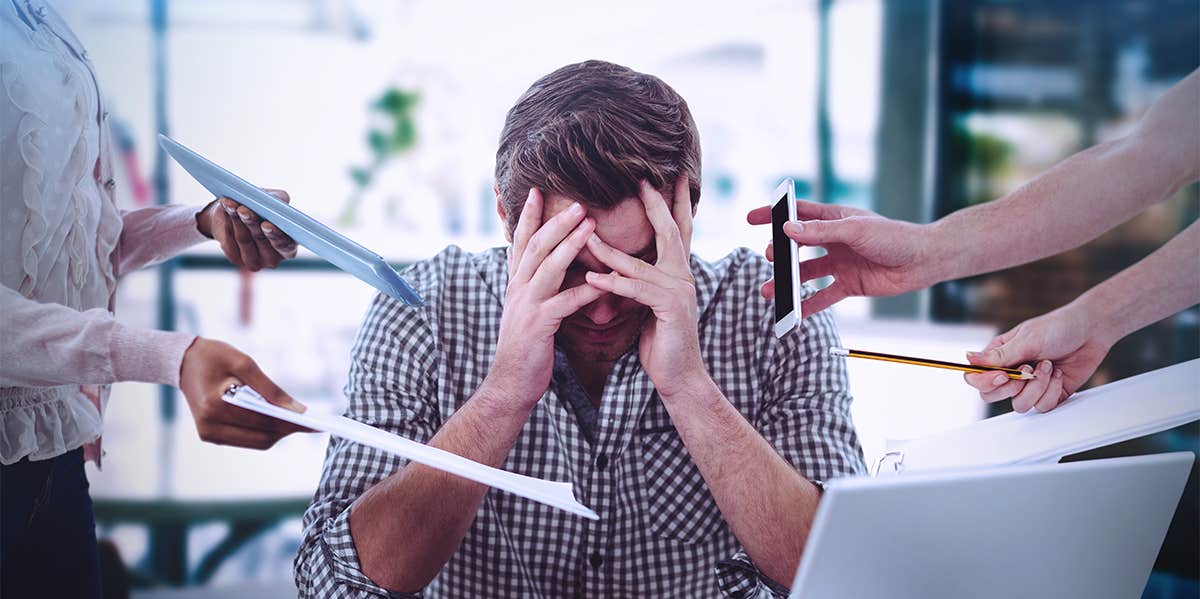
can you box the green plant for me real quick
[340,87,421,225]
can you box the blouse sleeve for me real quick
[0,283,195,388]
[113,204,210,277]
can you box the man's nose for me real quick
[583,292,621,326]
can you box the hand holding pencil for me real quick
[833,302,1112,414]
[962,304,1112,413]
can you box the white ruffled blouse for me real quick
[1,0,205,465]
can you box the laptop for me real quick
[789,452,1194,599]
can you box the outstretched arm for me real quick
[746,68,1200,316]
[964,220,1200,412]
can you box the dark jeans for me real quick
[1,448,102,599]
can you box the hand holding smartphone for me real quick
[772,178,803,337]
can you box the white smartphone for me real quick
[772,178,803,338]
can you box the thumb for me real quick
[966,334,1036,369]
[783,218,860,247]
[231,355,306,414]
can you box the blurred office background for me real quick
[50,0,1197,596]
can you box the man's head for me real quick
[494,60,701,362]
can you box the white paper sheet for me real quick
[223,386,599,520]
[883,358,1200,474]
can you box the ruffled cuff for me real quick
[109,322,196,387]
[0,387,103,465]
[714,549,791,598]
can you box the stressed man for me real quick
[296,60,863,598]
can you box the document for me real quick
[880,358,1200,474]
[223,386,599,520]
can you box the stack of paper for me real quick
[880,359,1200,475]
[223,386,599,520]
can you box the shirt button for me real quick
[33,5,47,19]
[595,453,609,470]
[589,553,603,568]
[104,178,116,191]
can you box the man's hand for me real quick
[746,201,936,316]
[196,189,298,271]
[488,188,606,407]
[586,177,705,398]
[962,303,1112,413]
[178,337,310,449]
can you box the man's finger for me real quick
[585,271,670,310]
[515,200,586,284]
[798,284,847,317]
[782,218,864,248]
[1010,361,1052,413]
[671,175,693,256]
[638,180,687,270]
[798,255,835,282]
[980,378,1025,403]
[963,370,1011,393]
[765,242,773,263]
[760,279,775,300]
[510,188,542,277]
[746,199,857,226]
[546,282,607,319]
[1033,368,1066,413]
[530,218,595,294]
[585,234,674,288]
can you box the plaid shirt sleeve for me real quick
[294,285,443,598]
[714,280,866,598]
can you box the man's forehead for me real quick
[542,192,655,256]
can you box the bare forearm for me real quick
[349,379,533,592]
[929,71,1199,283]
[661,377,821,586]
[1077,220,1200,347]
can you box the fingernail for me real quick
[1039,361,1052,374]
[262,222,275,233]
[569,202,584,215]
[966,351,981,359]
[993,374,1007,386]
[783,221,802,235]
[1020,364,1034,375]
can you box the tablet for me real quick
[159,134,424,306]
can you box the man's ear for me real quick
[494,184,512,243]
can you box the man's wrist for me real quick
[1071,285,1126,350]
[657,368,720,407]
[920,219,960,285]
[477,371,542,416]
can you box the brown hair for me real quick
[494,60,701,232]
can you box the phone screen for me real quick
[772,195,794,323]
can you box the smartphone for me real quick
[772,178,802,337]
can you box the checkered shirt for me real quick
[295,245,864,598]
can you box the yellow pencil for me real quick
[830,347,1035,380]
